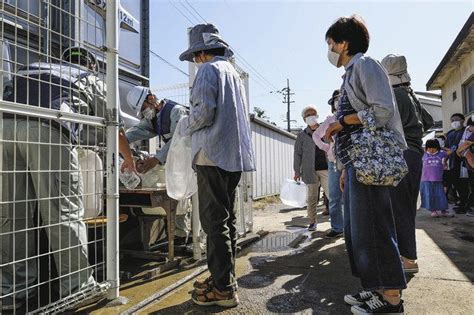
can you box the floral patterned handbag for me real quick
[348,110,408,186]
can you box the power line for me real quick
[178,1,280,93]
[185,0,208,23]
[179,1,202,24]
[149,49,189,77]
[168,0,195,25]
[231,49,279,91]
[168,0,281,103]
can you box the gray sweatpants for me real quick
[0,118,93,300]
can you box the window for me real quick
[464,78,474,113]
[4,0,40,17]
[453,91,457,101]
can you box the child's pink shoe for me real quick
[431,211,440,218]
[441,210,455,218]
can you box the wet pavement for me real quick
[80,202,474,314]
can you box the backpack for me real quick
[5,62,92,142]
[408,88,434,132]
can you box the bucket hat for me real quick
[381,54,411,86]
[179,24,233,62]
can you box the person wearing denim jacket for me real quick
[179,24,255,308]
[324,15,406,314]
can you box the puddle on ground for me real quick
[248,231,304,252]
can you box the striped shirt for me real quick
[335,88,362,166]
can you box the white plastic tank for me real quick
[280,179,307,208]
[78,149,104,219]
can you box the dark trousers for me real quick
[467,171,474,208]
[196,165,242,292]
[389,150,423,260]
[344,165,406,291]
[448,167,469,208]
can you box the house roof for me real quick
[250,114,297,139]
[426,12,474,90]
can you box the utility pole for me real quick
[283,78,295,131]
[271,78,295,131]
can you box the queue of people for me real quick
[289,14,473,315]
[2,12,473,315]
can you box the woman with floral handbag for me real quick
[324,15,407,315]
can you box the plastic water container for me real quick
[280,179,307,208]
[140,164,166,188]
[165,117,197,200]
[119,160,141,190]
[77,149,103,219]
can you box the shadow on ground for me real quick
[416,209,474,282]
[152,232,360,314]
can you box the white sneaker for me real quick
[344,290,375,306]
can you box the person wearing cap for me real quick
[294,105,329,232]
[312,90,344,239]
[1,47,106,310]
[446,112,470,214]
[382,54,436,274]
[125,86,191,243]
[62,46,136,173]
[178,23,255,307]
[125,86,188,172]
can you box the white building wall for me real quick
[251,120,296,199]
[441,50,474,132]
[423,103,443,122]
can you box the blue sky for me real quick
[149,1,473,129]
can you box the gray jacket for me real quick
[294,127,323,184]
[343,53,407,150]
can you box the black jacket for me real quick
[393,86,427,155]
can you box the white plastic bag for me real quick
[280,179,307,208]
[165,117,197,199]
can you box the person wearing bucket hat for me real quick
[179,24,233,62]
[382,54,436,275]
[179,23,255,307]
[328,89,341,113]
[294,105,329,232]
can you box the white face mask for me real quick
[142,107,156,120]
[451,121,462,130]
[193,56,203,69]
[327,45,340,67]
[305,115,318,126]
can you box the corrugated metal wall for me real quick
[251,117,296,199]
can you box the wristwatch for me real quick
[339,116,349,129]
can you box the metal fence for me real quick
[251,117,297,199]
[0,1,119,313]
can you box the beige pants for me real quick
[306,170,329,223]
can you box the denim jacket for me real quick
[183,56,255,172]
[343,53,407,150]
[125,104,188,164]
